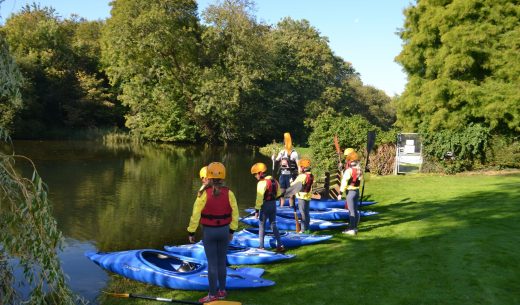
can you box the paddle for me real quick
[359,131,376,204]
[271,154,276,176]
[106,292,241,305]
[287,180,302,232]
[292,203,301,232]
[283,180,302,199]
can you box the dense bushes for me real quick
[421,123,489,174]
[420,124,519,174]
[307,111,398,176]
[485,135,520,169]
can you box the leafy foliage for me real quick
[0,135,83,303]
[1,5,123,137]
[2,0,395,145]
[344,77,396,130]
[196,0,271,142]
[101,0,201,142]
[485,134,520,169]
[266,17,358,141]
[308,111,380,175]
[395,0,520,136]
[421,123,490,173]
[0,32,24,132]
[100,0,391,144]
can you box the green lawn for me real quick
[100,172,520,305]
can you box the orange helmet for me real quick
[251,162,267,175]
[207,162,226,179]
[199,166,207,179]
[298,158,311,168]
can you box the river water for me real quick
[9,140,272,303]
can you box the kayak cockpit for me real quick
[141,251,201,273]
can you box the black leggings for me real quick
[202,225,229,295]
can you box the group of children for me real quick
[186,143,363,302]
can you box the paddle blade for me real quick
[366,131,376,154]
[294,212,301,232]
[284,181,302,198]
[284,132,292,154]
[104,292,130,298]
[206,301,242,305]
[333,134,342,155]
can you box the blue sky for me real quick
[1,0,412,96]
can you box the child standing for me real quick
[250,162,285,252]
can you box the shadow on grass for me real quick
[237,186,520,305]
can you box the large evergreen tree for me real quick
[396,0,520,135]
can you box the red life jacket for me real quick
[200,187,232,226]
[302,172,314,193]
[348,168,361,187]
[263,178,278,201]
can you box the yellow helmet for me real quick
[251,162,267,175]
[199,166,208,179]
[207,162,226,179]
[344,148,355,157]
[298,158,311,168]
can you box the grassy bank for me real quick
[99,172,520,305]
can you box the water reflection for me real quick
[11,140,270,303]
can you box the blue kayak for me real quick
[246,207,379,221]
[308,198,377,210]
[85,249,274,290]
[164,242,295,265]
[230,228,332,249]
[240,215,347,231]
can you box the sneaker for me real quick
[298,230,304,234]
[342,229,357,235]
[216,290,227,300]
[199,294,218,303]
[275,246,286,253]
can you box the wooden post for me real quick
[322,172,330,199]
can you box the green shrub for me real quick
[421,123,490,174]
[486,135,520,169]
[308,111,380,175]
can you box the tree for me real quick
[1,5,80,301]
[344,77,396,130]
[2,5,121,136]
[265,18,358,143]
[0,33,23,131]
[308,110,381,175]
[196,0,271,142]
[65,18,124,128]
[1,4,76,136]
[395,0,520,135]
[101,0,201,142]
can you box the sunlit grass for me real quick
[99,172,520,305]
